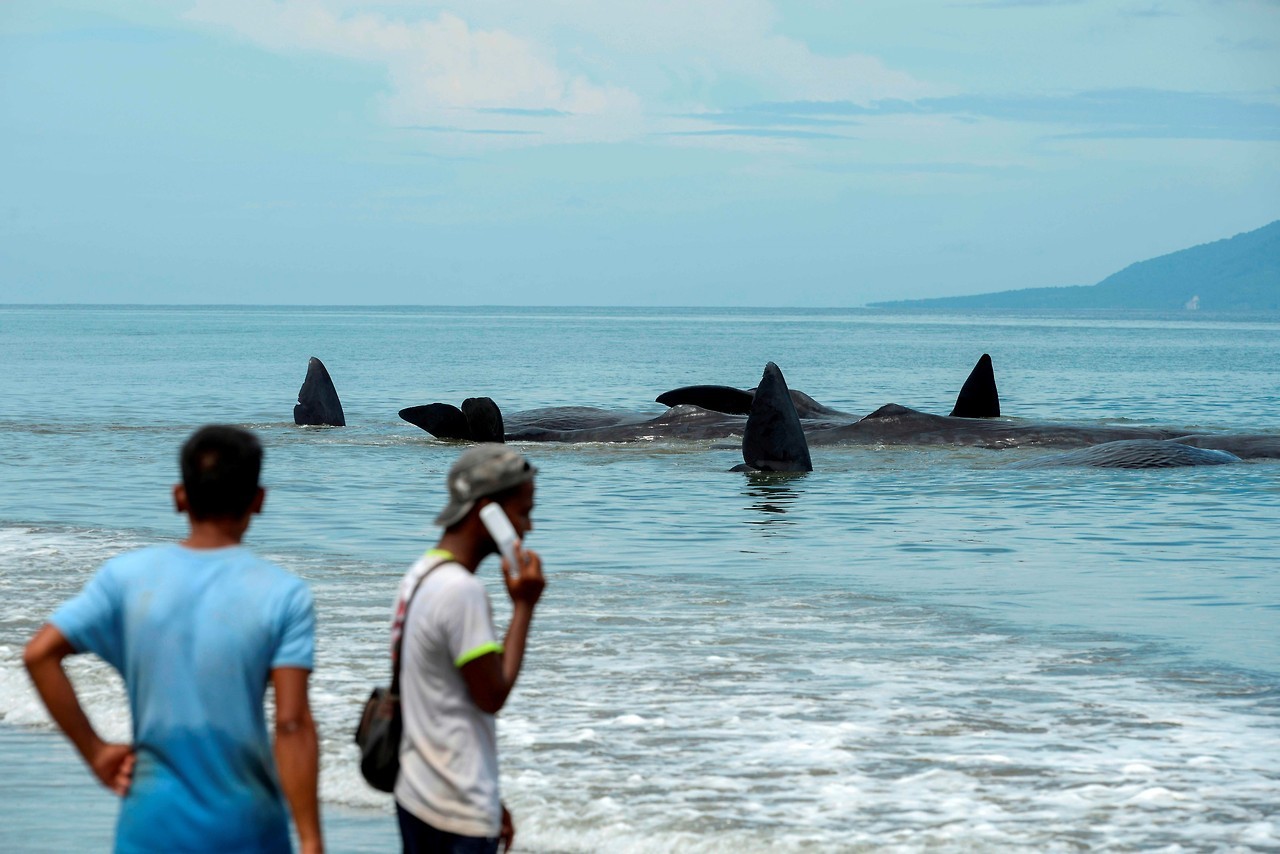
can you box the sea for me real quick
[0,305,1276,853]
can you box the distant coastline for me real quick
[870,219,1280,312]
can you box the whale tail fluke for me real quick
[462,397,505,443]
[400,398,505,442]
[294,357,346,426]
[656,385,755,415]
[949,353,1000,418]
[740,363,813,472]
[399,403,471,440]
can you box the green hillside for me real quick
[871,219,1280,311]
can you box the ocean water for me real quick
[0,305,1276,852]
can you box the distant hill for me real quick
[870,219,1280,311]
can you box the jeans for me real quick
[396,803,500,854]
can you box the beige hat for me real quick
[434,444,537,527]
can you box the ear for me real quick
[173,484,188,514]
[249,487,266,516]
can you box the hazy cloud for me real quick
[185,0,642,141]
[960,0,1089,7]
[704,89,1280,141]
[182,0,934,145]
[664,127,849,141]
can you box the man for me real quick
[23,425,322,854]
[394,444,545,854]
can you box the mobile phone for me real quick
[479,503,520,571]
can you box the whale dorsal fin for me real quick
[294,356,346,427]
[741,363,813,472]
[949,353,1000,418]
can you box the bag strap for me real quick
[390,550,453,695]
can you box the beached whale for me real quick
[805,403,1179,449]
[654,353,1001,421]
[394,354,1278,461]
[1010,439,1242,469]
[294,357,345,427]
[399,354,1000,443]
[804,406,1280,459]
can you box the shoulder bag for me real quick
[354,558,447,792]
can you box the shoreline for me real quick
[0,724,399,853]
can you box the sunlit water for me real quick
[0,306,1276,852]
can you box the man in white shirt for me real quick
[393,444,544,854]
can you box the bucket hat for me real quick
[434,444,537,527]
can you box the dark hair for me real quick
[180,425,263,520]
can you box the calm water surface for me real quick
[0,306,1276,852]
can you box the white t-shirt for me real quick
[394,556,503,837]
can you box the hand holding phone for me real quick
[479,503,520,572]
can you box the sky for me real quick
[1,0,1277,306]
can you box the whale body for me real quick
[806,404,1180,449]
[1011,439,1242,469]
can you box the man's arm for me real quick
[23,624,135,795]
[460,546,544,715]
[271,667,323,854]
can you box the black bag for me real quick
[353,561,444,792]
[354,685,402,792]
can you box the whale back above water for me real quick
[1011,439,1242,469]
[1168,433,1280,460]
[506,404,741,443]
[506,406,648,436]
[807,403,1181,448]
[294,357,346,427]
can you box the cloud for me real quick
[401,126,543,137]
[184,0,642,141]
[698,89,1280,141]
[664,127,849,141]
[961,0,1090,6]
[478,108,571,118]
[181,0,934,144]
[943,89,1280,140]
[1123,4,1180,18]
[681,108,862,129]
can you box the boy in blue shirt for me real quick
[23,425,322,854]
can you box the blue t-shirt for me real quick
[51,543,315,854]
